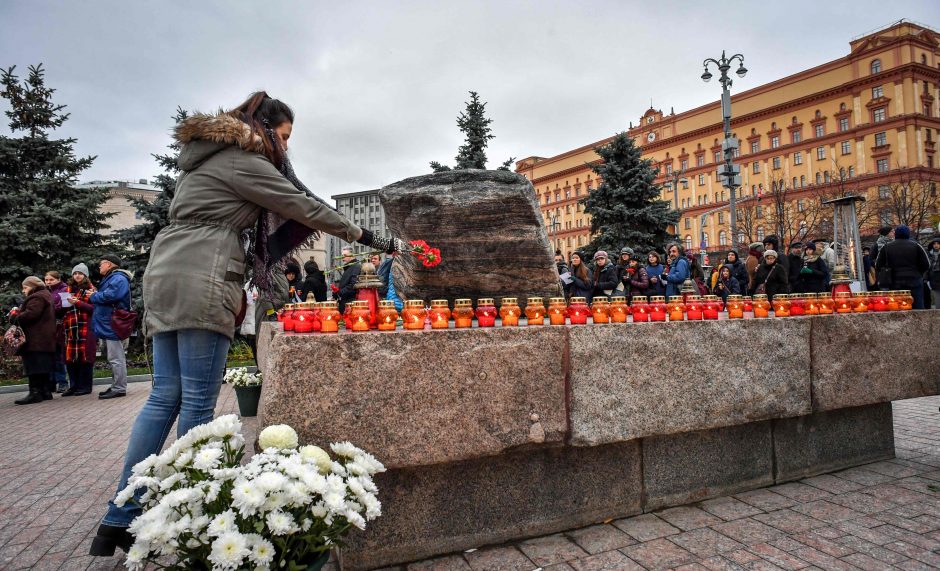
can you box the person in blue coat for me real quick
[645,250,666,297]
[90,255,133,399]
[663,243,690,298]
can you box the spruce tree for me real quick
[0,64,112,307]
[581,132,678,255]
[113,108,188,312]
[430,91,514,172]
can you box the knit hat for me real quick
[100,254,122,267]
[894,225,911,240]
[749,242,764,252]
[22,276,44,290]
[620,247,634,256]
[71,263,90,277]
[763,249,778,259]
[593,250,608,260]
[804,241,816,252]
[285,262,301,276]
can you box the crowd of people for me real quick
[553,224,939,310]
[8,255,133,405]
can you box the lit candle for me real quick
[568,297,589,325]
[631,296,649,322]
[499,298,521,326]
[752,295,770,318]
[403,300,427,330]
[726,295,744,319]
[834,292,852,314]
[318,301,340,333]
[609,296,629,323]
[592,299,611,324]
[453,299,474,328]
[703,296,720,320]
[685,296,703,320]
[525,297,547,325]
[548,297,568,325]
[430,299,451,329]
[476,298,497,327]
[649,296,667,322]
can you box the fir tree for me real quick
[581,132,678,255]
[0,64,112,307]
[430,91,514,172]
[113,108,188,312]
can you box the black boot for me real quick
[89,524,133,556]
[15,376,43,405]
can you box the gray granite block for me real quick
[643,421,774,510]
[568,320,812,445]
[773,403,895,482]
[342,441,643,570]
[811,311,940,411]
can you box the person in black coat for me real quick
[723,251,749,287]
[590,251,619,301]
[12,277,57,405]
[568,252,593,302]
[752,249,789,301]
[336,248,361,314]
[786,242,804,294]
[875,225,930,309]
[298,260,327,302]
[712,265,741,303]
[795,242,828,294]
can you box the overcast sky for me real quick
[1,1,936,202]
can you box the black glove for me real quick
[357,229,406,254]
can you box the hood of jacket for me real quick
[175,112,266,172]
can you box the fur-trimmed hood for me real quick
[175,112,265,171]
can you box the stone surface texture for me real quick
[643,422,775,510]
[811,310,940,411]
[342,442,643,570]
[568,320,812,445]
[773,403,896,482]
[259,326,567,470]
[379,170,563,304]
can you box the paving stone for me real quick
[712,518,787,546]
[753,510,828,534]
[620,537,696,570]
[799,474,864,495]
[789,501,864,524]
[406,555,473,571]
[834,534,908,565]
[612,514,679,542]
[734,489,799,512]
[656,506,724,531]
[564,524,636,555]
[667,528,745,558]
[791,531,855,557]
[747,542,811,570]
[766,483,832,504]
[567,550,645,571]
[698,496,765,521]
[463,545,534,571]
[826,491,898,514]
[518,534,589,568]
[832,466,896,486]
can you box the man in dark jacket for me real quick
[336,247,361,314]
[298,260,327,302]
[90,255,133,399]
[875,225,930,309]
[786,242,804,294]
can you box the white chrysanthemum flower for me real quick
[210,467,240,481]
[208,531,249,570]
[363,494,382,519]
[193,447,224,471]
[329,441,359,458]
[254,471,287,493]
[311,502,327,518]
[173,449,194,468]
[248,535,275,566]
[208,509,238,537]
[258,425,298,450]
[211,414,242,438]
[158,472,185,491]
[265,510,298,535]
[124,542,148,570]
[231,480,265,515]
[344,509,367,530]
[299,445,333,474]
[203,481,222,503]
[329,461,347,476]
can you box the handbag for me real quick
[3,325,26,357]
[111,308,138,340]
[754,265,775,295]
[876,247,893,288]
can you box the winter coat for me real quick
[591,264,619,300]
[568,267,593,302]
[62,285,97,363]
[299,272,327,303]
[664,257,690,298]
[623,266,649,301]
[820,243,836,272]
[377,258,393,298]
[928,247,940,289]
[48,281,68,346]
[143,112,361,340]
[712,276,741,303]
[746,252,761,291]
[796,255,828,294]
[90,269,132,341]
[337,263,361,309]
[786,253,803,293]
[13,288,56,354]
[645,263,666,297]
[753,261,789,301]
[875,238,930,289]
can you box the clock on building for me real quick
[647,131,656,142]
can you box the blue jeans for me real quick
[910,282,926,310]
[102,329,230,527]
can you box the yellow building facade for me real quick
[516,21,940,258]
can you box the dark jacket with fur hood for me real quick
[143,112,361,339]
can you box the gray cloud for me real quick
[1,0,936,202]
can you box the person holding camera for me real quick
[796,242,828,294]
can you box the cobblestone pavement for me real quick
[0,387,937,570]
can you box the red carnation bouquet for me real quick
[409,240,442,268]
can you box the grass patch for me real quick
[2,359,257,387]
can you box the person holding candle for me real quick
[712,266,741,304]
[645,251,666,297]
[663,243,690,298]
[591,251,619,301]
[796,242,828,294]
[568,252,593,302]
[622,256,649,302]
[752,249,789,302]
[874,225,930,309]
[91,92,412,556]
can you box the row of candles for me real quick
[278,290,914,333]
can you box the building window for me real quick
[684,235,693,250]
[555,192,560,201]
[771,136,780,149]
[800,175,806,187]
[565,190,571,199]
[773,156,781,169]
[666,164,673,175]
[873,107,886,122]
[816,172,822,184]
[718,212,725,224]
[839,117,849,132]
[792,176,798,188]
[848,166,855,177]
[756,206,764,218]
[794,151,803,165]
[752,162,761,174]
[713,151,721,163]
[876,158,889,173]
[751,141,760,154]
[841,141,851,155]
[824,171,831,183]
[685,217,691,229]
[792,130,802,144]
[878,185,890,199]
[757,226,765,241]
[879,209,892,226]
[875,131,887,146]
[814,124,825,138]
[697,155,705,167]
[817,147,826,160]
[719,231,728,247]
[733,147,740,158]
[872,85,883,99]
[871,59,881,74]
[698,174,705,185]
[680,159,688,171]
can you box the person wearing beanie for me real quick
[785,242,804,294]
[875,224,930,307]
[284,261,302,300]
[615,247,634,295]
[90,256,133,400]
[591,250,619,300]
[796,242,828,294]
[872,225,894,262]
[753,249,789,300]
[745,242,764,294]
[60,263,97,396]
[12,277,56,405]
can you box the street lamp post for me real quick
[664,168,688,235]
[547,214,561,254]
[702,51,747,250]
